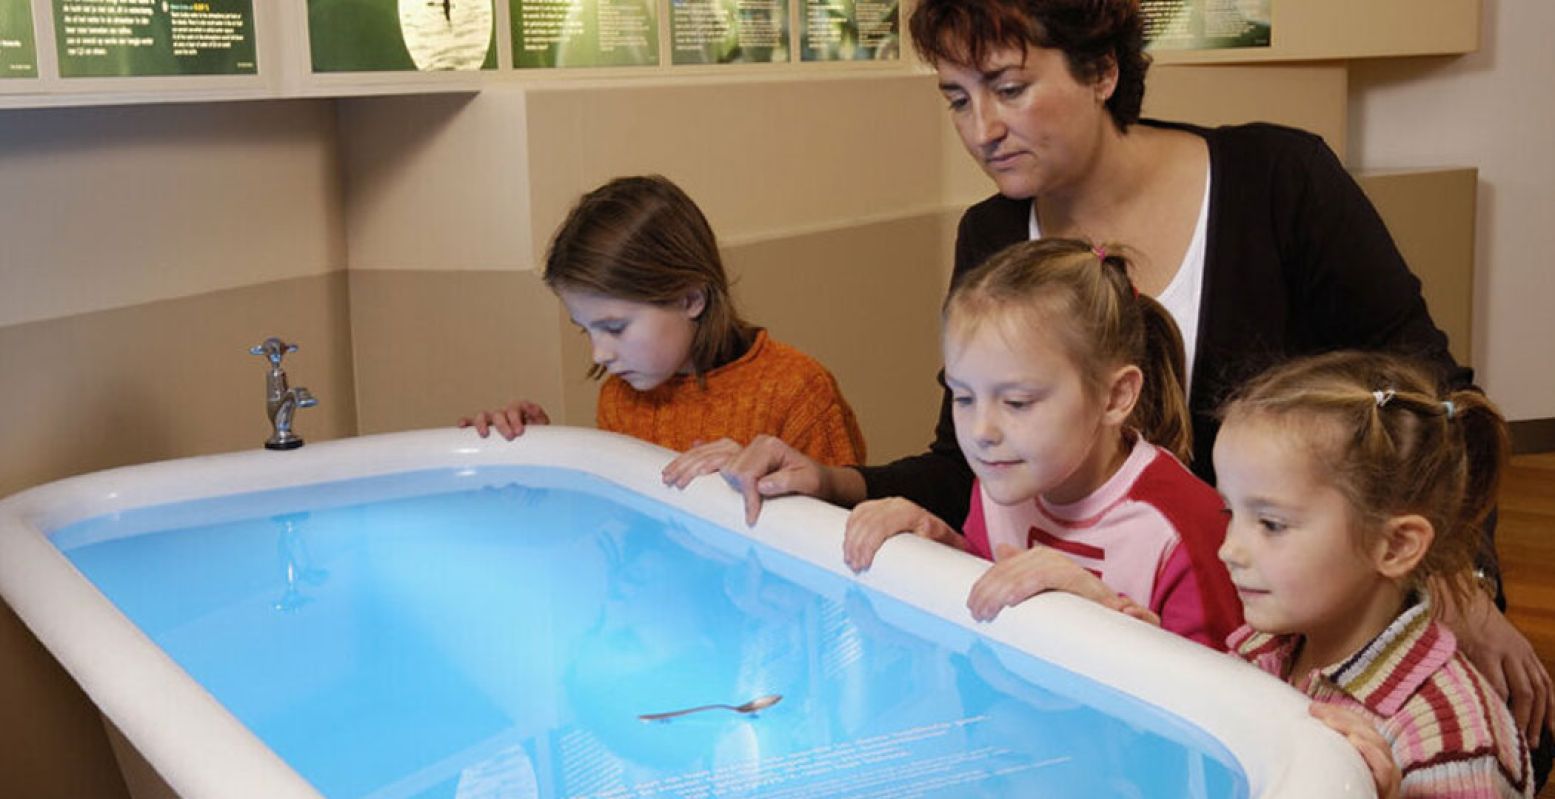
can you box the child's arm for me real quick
[456,400,550,440]
[1308,703,1401,799]
[842,497,964,573]
[967,543,1125,623]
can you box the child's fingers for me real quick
[1309,704,1400,799]
[519,401,550,426]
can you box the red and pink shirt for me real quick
[962,437,1242,649]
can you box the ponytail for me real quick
[1132,294,1193,463]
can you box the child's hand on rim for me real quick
[842,497,963,573]
[967,543,1118,622]
[1309,702,1401,799]
[662,438,743,489]
[457,400,550,440]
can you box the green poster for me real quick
[1143,0,1271,51]
[53,0,257,77]
[309,0,497,72]
[802,0,898,62]
[670,0,786,65]
[1,0,38,78]
[512,0,656,68]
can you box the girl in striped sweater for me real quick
[1215,351,1534,798]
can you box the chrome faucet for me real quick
[250,337,318,450]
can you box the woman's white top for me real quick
[1028,167,1211,394]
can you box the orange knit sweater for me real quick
[595,330,866,466]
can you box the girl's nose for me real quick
[972,405,1001,446]
[589,336,614,366]
[1217,524,1244,567]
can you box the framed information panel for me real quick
[309,0,497,73]
[52,0,257,77]
[1,0,38,78]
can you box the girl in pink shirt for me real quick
[843,238,1242,649]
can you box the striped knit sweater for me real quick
[1230,596,1533,798]
[596,329,866,467]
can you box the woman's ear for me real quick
[1374,514,1434,580]
[1103,364,1143,426]
[682,288,707,320]
[1094,56,1120,104]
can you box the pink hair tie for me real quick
[1092,245,1107,260]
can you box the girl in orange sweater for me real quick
[460,175,866,478]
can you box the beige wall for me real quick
[1350,0,1554,421]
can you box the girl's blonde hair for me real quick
[1220,351,1507,600]
[944,238,1192,462]
[543,175,756,382]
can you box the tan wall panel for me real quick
[1146,64,1349,159]
[523,74,950,261]
[1357,168,1477,366]
[348,269,566,434]
[0,100,346,327]
[0,273,356,499]
[338,89,536,272]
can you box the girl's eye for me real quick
[1258,517,1287,534]
[944,94,968,112]
[951,394,973,407]
[995,83,1027,100]
[600,323,626,336]
[1002,397,1033,411]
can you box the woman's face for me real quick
[935,45,1117,200]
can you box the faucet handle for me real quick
[250,337,299,367]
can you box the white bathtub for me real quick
[0,427,1372,798]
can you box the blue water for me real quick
[52,466,1248,798]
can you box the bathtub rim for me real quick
[0,426,1373,798]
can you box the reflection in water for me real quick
[271,513,328,612]
[55,467,1247,799]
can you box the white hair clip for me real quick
[1372,389,1396,408]
[1442,400,1457,419]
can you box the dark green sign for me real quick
[1,0,39,78]
[53,0,257,77]
[802,0,898,62]
[512,0,657,69]
[670,0,787,65]
[310,0,497,73]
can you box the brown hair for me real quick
[543,175,755,382]
[944,238,1192,462]
[1220,351,1508,602]
[908,0,1150,130]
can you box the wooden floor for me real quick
[1502,452,1555,798]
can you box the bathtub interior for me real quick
[0,428,1373,799]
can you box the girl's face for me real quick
[944,315,1121,507]
[1214,415,1393,657]
[558,288,703,392]
[935,45,1117,201]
